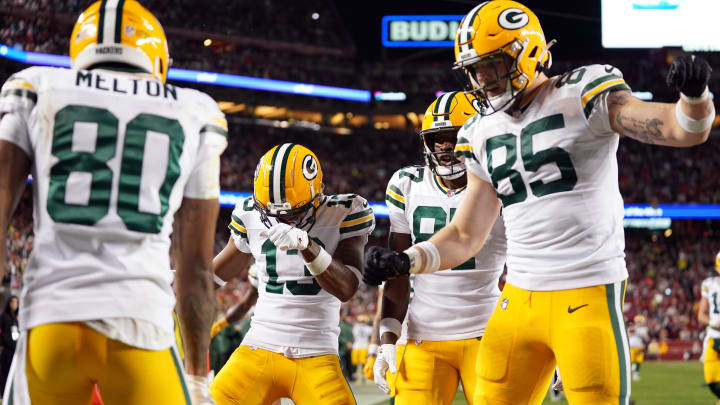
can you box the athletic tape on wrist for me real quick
[345,265,362,282]
[379,317,402,338]
[680,87,710,105]
[675,99,714,133]
[213,273,227,287]
[405,241,441,274]
[304,246,332,275]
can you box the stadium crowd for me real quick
[8,0,720,102]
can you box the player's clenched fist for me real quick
[362,246,410,285]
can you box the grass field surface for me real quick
[359,361,717,405]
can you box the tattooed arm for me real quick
[172,197,219,376]
[607,90,713,147]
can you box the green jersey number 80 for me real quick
[47,104,184,234]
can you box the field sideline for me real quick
[344,361,716,405]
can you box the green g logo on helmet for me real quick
[498,8,529,30]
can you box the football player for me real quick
[209,144,374,405]
[363,1,713,404]
[699,251,720,402]
[351,314,373,382]
[370,92,506,405]
[0,1,226,404]
[627,315,649,381]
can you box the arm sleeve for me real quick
[385,170,411,234]
[228,203,252,253]
[0,71,37,157]
[339,195,375,240]
[578,65,631,136]
[455,125,492,183]
[183,96,228,199]
[702,279,711,299]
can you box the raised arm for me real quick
[0,140,30,279]
[608,55,713,147]
[172,197,219,376]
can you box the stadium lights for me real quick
[0,45,372,102]
[374,91,407,101]
[217,191,720,221]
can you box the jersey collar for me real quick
[432,174,466,197]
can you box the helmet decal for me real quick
[302,155,319,180]
[498,8,529,30]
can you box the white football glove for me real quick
[261,222,309,251]
[373,343,397,394]
[186,374,216,405]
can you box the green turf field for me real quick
[365,361,717,405]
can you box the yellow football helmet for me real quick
[716,250,720,275]
[253,144,324,230]
[453,0,554,115]
[420,91,479,179]
[70,0,170,83]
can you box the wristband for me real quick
[379,317,402,338]
[345,265,362,282]
[675,100,714,133]
[404,241,441,274]
[368,343,378,356]
[681,86,710,105]
[304,246,332,275]
[213,273,227,287]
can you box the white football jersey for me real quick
[0,66,227,337]
[702,277,720,339]
[229,194,375,353]
[456,64,631,291]
[352,322,373,349]
[386,165,506,340]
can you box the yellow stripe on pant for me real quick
[25,322,189,405]
[475,281,630,405]
[392,337,481,405]
[210,346,356,405]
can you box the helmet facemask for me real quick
[454,40,531,116]
[421,130,466,180]
[254,191,323,232]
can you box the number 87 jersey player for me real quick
[368,92,507,405]
[210,144,375,405]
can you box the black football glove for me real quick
[666,54,712,98]
[362,246,411,286]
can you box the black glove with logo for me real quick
[362,246,411,286]
[666,55,712,98]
